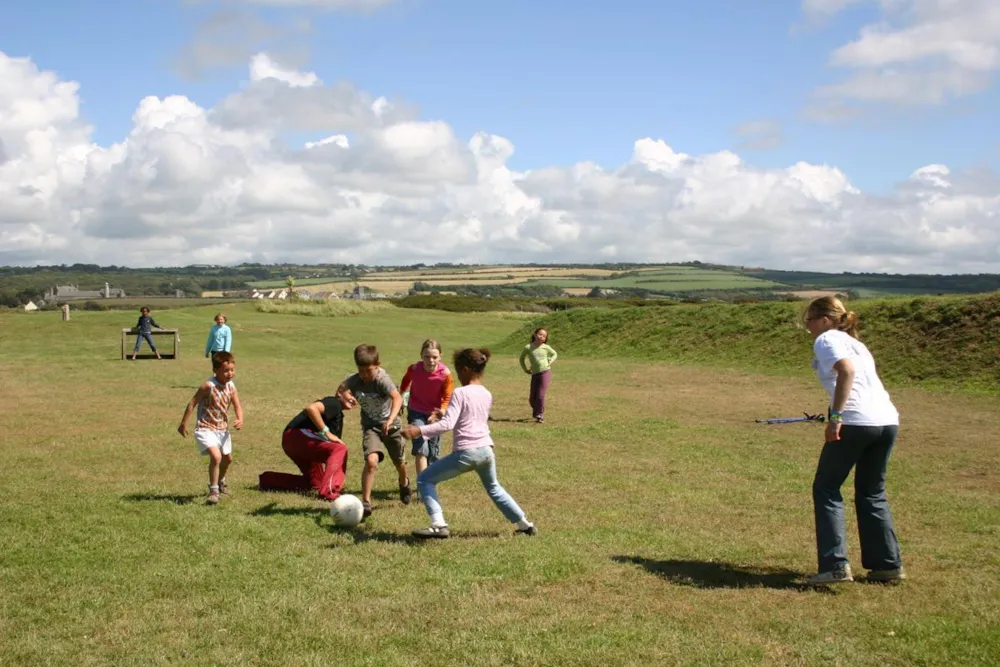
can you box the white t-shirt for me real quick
[812,330,899,426]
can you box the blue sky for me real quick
[3,0,997,194]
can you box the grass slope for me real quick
[498,293,1000,394]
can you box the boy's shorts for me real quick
[195,428,232,455]
[362,425,405,465]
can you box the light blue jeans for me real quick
[417,446,525,524]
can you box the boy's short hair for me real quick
[212,351,235,369]
[353,344,379,367]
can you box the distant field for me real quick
[527,268,783,292]
[258,266,786,297]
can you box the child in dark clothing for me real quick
[131,307,163,360]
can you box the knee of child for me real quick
[364,456,379,471]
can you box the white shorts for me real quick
[194,428,232,456]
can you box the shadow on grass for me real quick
[249,502,323,518]
[327,527,506,546]
[488,416,534,423]
[613,556,830,593]
[123,492,200,505]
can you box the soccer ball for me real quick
[329,494,365,527]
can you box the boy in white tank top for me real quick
[178,351,244,504]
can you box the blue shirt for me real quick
[205,324,232,355]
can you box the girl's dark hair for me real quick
[531,327,546,341]
[453,348,491,374]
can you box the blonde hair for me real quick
[802,296,860,339]
[214,312,227,323]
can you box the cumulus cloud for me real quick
[805,0,1000,111]
[1,50,999,272]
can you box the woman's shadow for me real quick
[613,556,829,593]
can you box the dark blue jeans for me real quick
[133,332,157,353]
[813,424,903,572]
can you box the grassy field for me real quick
[247,265,781,296]
[526,267,783,292]
[1,302,997,666]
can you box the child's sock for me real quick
[516,518,533,530]
[209,485,220,492]
[429,512,447,528]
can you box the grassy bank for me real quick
[499,293,1000,394]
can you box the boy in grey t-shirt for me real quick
[337,343,411,518]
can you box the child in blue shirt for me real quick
[205,313,233,364]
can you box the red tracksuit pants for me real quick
[258,429,348,501]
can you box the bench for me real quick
[122,328,180,360]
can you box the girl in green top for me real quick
[519,327,558,423]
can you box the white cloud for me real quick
[2,50,1000,272]
[805,0,1000,110]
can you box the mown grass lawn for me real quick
[0,303,997,666]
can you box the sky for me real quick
[1,0,999,272]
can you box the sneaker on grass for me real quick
[805,565,853,584]
[867,568,906,582]
[413,525,450,539]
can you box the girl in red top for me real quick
[400,339,454,476]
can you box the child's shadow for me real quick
[613,556,831,593]
[369,489,407,501]
[249,502,323,518]
[487,416,534,423]
[123,492,199,505]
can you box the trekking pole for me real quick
[755,412,825,425]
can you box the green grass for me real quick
[254,299,396,317]
[1,303,997,666]
[499,293,1000,394]
[526,268,784,292]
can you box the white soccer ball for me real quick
[329,494,364,527]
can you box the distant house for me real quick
[44,283,126,301]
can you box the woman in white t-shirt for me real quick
[802,296,905,585]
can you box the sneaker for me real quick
[399,481,412,505]
[206,491,220,505]
[867,568,906,582]
[805,565,853,584]
[413,525,450,539]
[362,501,373,518]
[534,416,544,424]
[515,523,538,536]
[219,480,229,496]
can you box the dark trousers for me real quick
[529,370,552,419]
[133,333,157,353]
[258,429,348,501]
[813,424,903,572]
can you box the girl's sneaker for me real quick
[515,523,538,536]
[413,525,450,539]
[207,490,220,505]
[219,480,229,496]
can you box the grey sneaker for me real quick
[413,525,450,539]
[867,568,906,582]
[399,481,412,505]
[515,524,538,536]
[206,491,220,505]
[806,565,853,584]
[219,479,229,496]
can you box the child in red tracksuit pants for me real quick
[258,393,356,500]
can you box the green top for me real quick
[519,343,558,374]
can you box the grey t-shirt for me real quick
[343,368,401,431]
